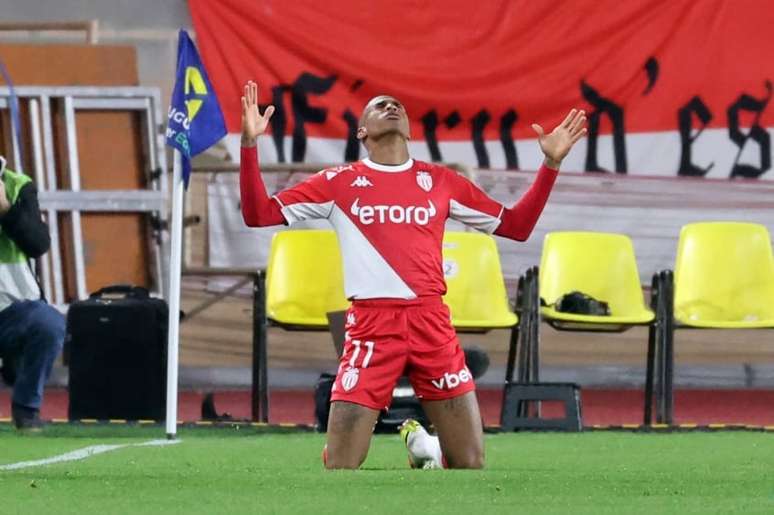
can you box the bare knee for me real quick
[323,401,379,470]
[323,448,368,470]
[446,450,485,469]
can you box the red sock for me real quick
[322,445,328,467]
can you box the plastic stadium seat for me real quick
[656,222,774,423]
[265,229,349,328]
[511,232,658,425]
[539,232,655,328]
[673,222,774,328]
[442,232,518,331]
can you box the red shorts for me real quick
[330,296,475,411]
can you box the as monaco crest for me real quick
[416,171,433,192]
[342,367,359,392]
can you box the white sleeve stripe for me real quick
[271,195,285,208]
[449,199,502,234]
[280,201,335,225]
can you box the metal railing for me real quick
[0,86,169,304]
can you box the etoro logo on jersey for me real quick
[350,198,437,225]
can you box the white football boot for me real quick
[399,419,443,469]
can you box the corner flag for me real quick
[165,29,226,186]
[165,29,226,439]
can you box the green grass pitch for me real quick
[1,425,773,514]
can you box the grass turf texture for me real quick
[1,425,773,514]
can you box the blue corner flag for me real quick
[166,29,227,187]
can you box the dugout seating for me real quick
[654,222,774,424]
[509,232,659,426]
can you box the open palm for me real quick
[241,81,275,144]
[531,109,587,167]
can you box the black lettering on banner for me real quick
[338,80,366,162]
[421,111,441,161]
[642,57,659,96]
[291,73,337,162]
[444,111,461,129]
[470,109,520,169]
[581,81,627,173]
[342,109,360,162]
[421,110,461,162]
[727,80,772,179]
[270,85,289,162]
[677,96,714,177]
[500,109,519,169]
[471,110,491,168]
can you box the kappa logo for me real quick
[350,176,373,187]
[346,312,356,326]
[341,367,360,392]
[416,171,433,192]
[350,198,437,225]
[430,367,472,390]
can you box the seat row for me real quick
[261,222,774,425]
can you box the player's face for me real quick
[357,96,410,143]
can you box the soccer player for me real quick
[239,81,586,469]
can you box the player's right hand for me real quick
[241,81,275,147]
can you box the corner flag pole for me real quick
[165,149,185,438]
[163,29,226,438]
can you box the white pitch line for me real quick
[0,439,180,471]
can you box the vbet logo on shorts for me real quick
[431,366,472,390]
[350,198,437,225]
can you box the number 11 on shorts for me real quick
[349,340,375,368]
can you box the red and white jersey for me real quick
[273,158,504,300]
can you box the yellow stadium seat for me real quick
[673,222,774,328]
[656,222,774,423]
[513,232,658,425]
[442,232,519,331]
[265,229,349,328]
[539,232,655,328]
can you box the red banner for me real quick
[190,0,774,177]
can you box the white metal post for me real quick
[28,99,53,303]
[165,150,184,438]
[62,96,88,300]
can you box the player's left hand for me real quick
[531,109,587,169]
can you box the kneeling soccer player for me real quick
[238,81,586,469]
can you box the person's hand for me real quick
[241,81,275,147]
[0,180,9,215]
[531,109,587,169]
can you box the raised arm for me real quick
[239,81,285,227]
[494,109,586,240]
